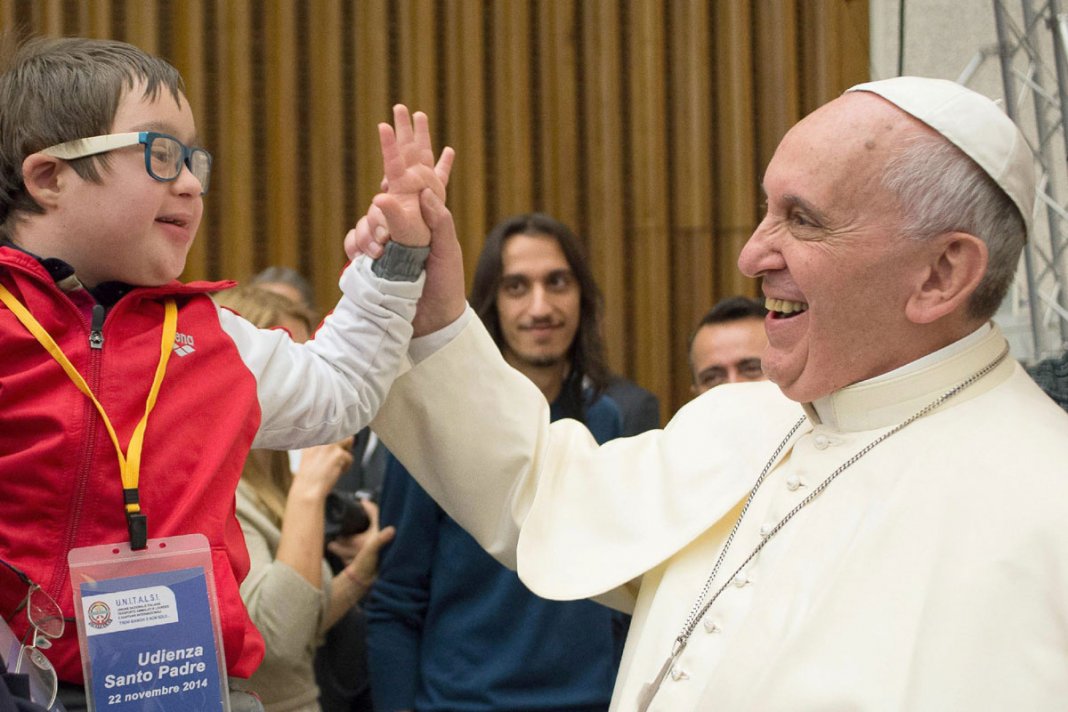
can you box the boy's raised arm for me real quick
[348,104,465,337]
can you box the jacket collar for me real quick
[0,243,234,302]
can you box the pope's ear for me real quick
[20,152,66,209]
[905,232,987,325]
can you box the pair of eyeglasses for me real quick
[41,131,213,195]
[1,559,63,709]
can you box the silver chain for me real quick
[669,344,1010,657]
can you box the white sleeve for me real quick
[407,306,474,364]
[220,256,422,449]
[372,316,806,603]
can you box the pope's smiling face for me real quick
[737,92,936,403]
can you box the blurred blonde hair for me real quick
[214,283,318,526]
[214,283,317,339]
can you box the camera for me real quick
[324,489,370,543]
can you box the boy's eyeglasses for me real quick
[41,131,213,195]
[1,558,64,709]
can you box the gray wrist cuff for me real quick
[370,241,430,282]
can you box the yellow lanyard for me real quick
[0,283,176,549]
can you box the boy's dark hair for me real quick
[0,35,185,239]
[469,212,610,420]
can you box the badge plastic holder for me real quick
[68,534,230,712]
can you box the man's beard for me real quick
[514,349,567,369]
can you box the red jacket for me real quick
[0,246,264,682]
[0,242,421,686]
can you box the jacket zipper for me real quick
[0,258,215,602]
[49,301,107,606]
[89,304,105,349]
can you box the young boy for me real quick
[0,35,445,706]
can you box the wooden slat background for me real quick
[0,0,869,419]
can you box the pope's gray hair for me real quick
[882,132,1025,320]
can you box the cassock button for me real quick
[670,665,690,682]
[814,434,830,450]
[759,523,774,537]
[732,572,749,587]
[703,618,722,633]
[786,474,802,491]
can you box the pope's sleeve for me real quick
[372,314,805,603]
[371,316,546,571]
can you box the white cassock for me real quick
[372,309,1068,711]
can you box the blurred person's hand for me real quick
[338,497,395,595]
[327,499,381,566]
[289,438,354,501]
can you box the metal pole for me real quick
[1023,0,1068,350]
[994,0,1045,358]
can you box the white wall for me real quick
[870,0,1068,361]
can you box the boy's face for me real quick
[57,82,203,287]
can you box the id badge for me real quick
[68,534,230,711]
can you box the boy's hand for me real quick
[342,106,454,260]
[381,105,451,201]
[371,105,453,249]
[347,190,464,337]
[344,207,388,260]
[344,105,465,336]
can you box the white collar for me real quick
[805,323,1011,431]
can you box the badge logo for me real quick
[87,600,112,629]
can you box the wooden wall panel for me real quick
[581,0,628,374]
[800,0,871,112]
[170,0,209,279]
[489,0,533,216]
[306,0,346,301]
[668,0,715,411]
[536,0,579,225]
[122,1,158,54]
[0,0,869,419]
[261,0,300,274]
[352,0,392,273]
[34,0,65,36]
[211,0,255,282]
[443,0,488,281]
[397,0,440,115]
[754,0,801,173]
[713,1,757,301]
[84,0,112,38]
[627,0,672,402]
